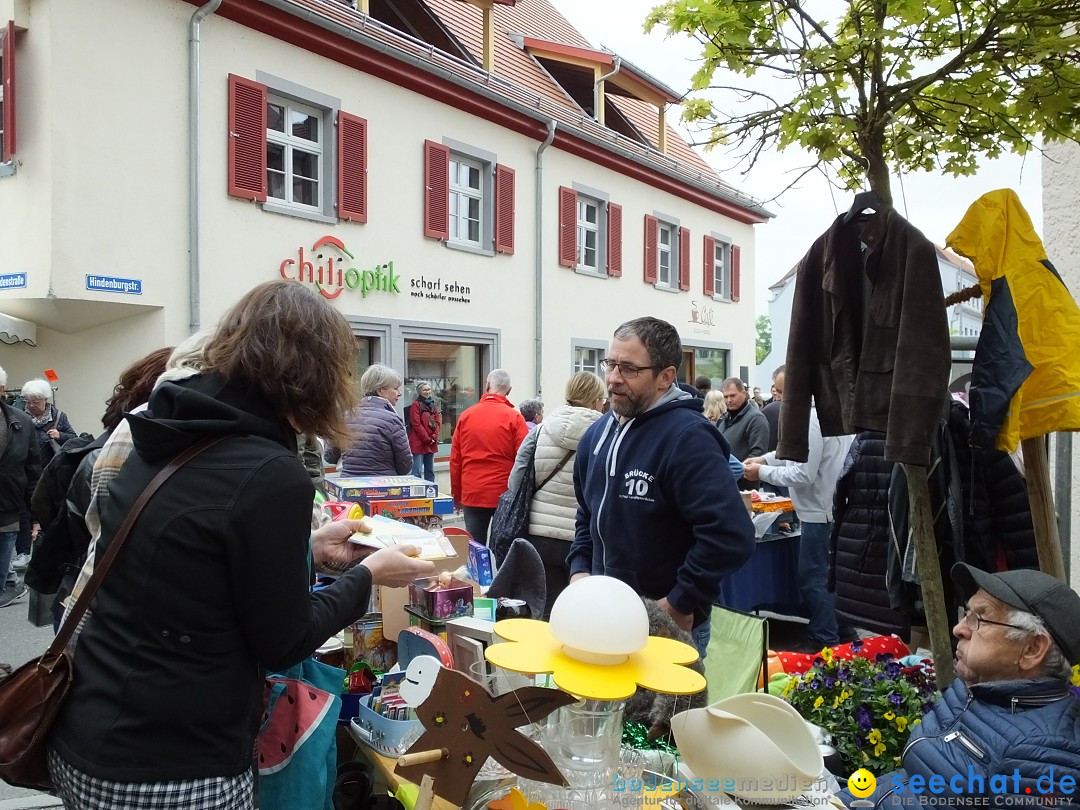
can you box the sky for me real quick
[548,0,1045,312]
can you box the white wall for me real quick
[755,277,794,389]
[1,0,761,432]
[1042,140,1080,582]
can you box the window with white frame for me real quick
[266,97,323,210]
[449,156,484,246]
[658,222,675,287]
[713,239,732,298]
[577,197,600,271]
[574,346,604,376]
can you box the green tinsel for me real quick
[621,721,679,754]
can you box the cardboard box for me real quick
[360,494,454,519]
[378,532,473,640]
[325,474,438,502]
[467,540,493,586]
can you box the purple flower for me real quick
[889,692,904,706]
[837,667,851,682]
[923,701,935,714]
[857,705,872,729]
[824,676,836,689]
[875,652,894,664]
[850,639,864,653]
[861,678,873,687]
[1070,685,1080,700]
[810,678,822,691]
[875,673,887,681]
[854,735,865,749]
[886,661,902,678]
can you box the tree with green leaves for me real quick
[646,0,1080,203]
[756,315,773,365]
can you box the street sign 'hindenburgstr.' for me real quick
[0,273,27,289]
[86,275,142,295]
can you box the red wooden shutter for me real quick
[423,140,450,239]
[731,244,742,302]
[643,215,658,283]
[558,186,577,267]
[2,21,15,163]
[606,202,622,277]
[494,163,515,254]
[227,74,267,202]
[678,226,691,291]
[703,236,716,297]
[337,111,367,223]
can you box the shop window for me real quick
[557,186,621,276]
[227,73,367,223]
[403,340,483,448]
[1,20,17,170]
[644,214,689,291]
[423,139,514,255]
[692,347,729,389]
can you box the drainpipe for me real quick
[534,119,557,398]
[592,56,622,124]
[189,0,223,335]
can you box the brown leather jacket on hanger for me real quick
[778,206,951,467]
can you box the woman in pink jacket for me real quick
[407,381,441,482]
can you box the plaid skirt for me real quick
[48,748,254,810]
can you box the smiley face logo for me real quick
[848,769,877,798]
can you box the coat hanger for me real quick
[842,189,883,224]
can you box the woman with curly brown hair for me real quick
[47,281,434,809]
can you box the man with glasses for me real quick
[840,562,1080,808]
[568,317,755,658]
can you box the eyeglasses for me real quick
[961,608,1024,633]
[599,359,656,379]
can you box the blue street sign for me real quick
[86,275,142,295]
[0,273,27,289]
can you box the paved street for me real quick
[0,588,63,808]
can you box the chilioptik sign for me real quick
[279,235,400,300]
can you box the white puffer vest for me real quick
[528,404,603,542]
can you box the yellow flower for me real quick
[1072,665,1080,688]
[874,742,887,757]
[838,689,852,704]
[884,711,895,720]
[814,696,825,709]
[868,729,882,745]
[896,716,909,732]
[832,697,839,709]
[821,647,834,664]
[912,718,922,727]
[485,618,706,700]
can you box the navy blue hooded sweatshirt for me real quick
[568,395,755,625]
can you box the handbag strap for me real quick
[536,449,575,493]
[45,435,225,658]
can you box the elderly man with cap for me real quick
[842,562,1080,808]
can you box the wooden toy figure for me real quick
[396,655,576,806]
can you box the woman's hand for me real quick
[47,428,60,440]
[361,545,436,587]
[311,519,372,568]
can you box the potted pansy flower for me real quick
[782,643,939,776]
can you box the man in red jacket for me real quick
[450,369,528,544]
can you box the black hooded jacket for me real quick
[50,373,372,782]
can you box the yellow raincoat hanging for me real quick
[947,189,1080,451]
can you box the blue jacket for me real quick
[326,396,412,477]
[568,395,755,625]
[842,678,1080,810]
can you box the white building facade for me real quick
[0,0,768,450]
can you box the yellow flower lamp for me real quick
[671,692,824,805]
[485,576,706,700]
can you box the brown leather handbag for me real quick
[0,436,223,790]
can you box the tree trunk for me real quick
[859,131,893,206]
